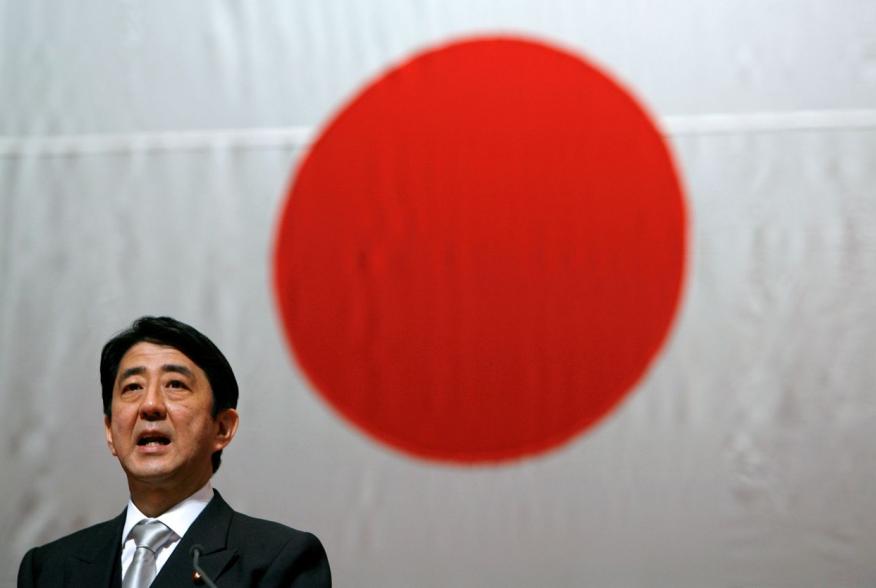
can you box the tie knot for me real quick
[129,519,176,553]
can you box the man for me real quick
[18,316,331,587]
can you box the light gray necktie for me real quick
[123,519,176,588]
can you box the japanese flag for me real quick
[2,4,875,587]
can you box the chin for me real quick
[123,461,179,484]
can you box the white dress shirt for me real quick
[120,481,213,580]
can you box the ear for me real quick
[104,415,118,457]
[213,408,239,451]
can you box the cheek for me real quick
[170,408,213,437]
[109,410,136,443]
[110,424,126,450]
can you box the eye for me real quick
[166,379,188,389]
[121,382,141,394]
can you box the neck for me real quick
[128,474,211,517]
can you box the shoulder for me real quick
[18,517,122,584]
[228,510,326,556]
[204,492,330,586]
[225,511,331,586]
[24,517,118,561]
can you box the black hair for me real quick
[100,316,238,473]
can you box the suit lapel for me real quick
[66,510,125,588]
[152,491,237,588]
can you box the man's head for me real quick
[101,316,239,479]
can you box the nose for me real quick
[139,381,167,421]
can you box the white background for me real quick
[2,1,876,586]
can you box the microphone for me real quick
[189,544,219,588]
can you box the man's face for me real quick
[104,342,238,491]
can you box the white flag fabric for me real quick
[2,2,876,587]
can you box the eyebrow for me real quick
[118,364,196,381]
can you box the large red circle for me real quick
[274,37,686,463]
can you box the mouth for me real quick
[137,434,171,447]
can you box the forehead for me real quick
[117,341,203,376]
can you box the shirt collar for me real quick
[122,480,214,543]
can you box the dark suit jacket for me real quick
[18,491,331,587]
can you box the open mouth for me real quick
[137,435,171,446]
